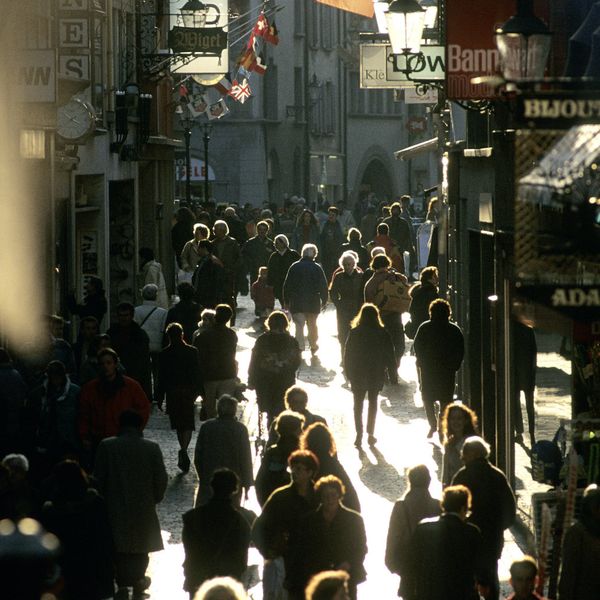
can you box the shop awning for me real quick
[518,124,600,208]
[394,137,438,161]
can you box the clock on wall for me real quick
[56,98,96,143]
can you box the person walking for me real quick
[138,248,169,309]
[329,251,363,360]
[211,220,241,322]
[343,303,397,447]
[413,298,464,437]
[267,234,300,308]
[320,207,345,280]
[385,464,441,599]
[283,244,328,357]
[181,223,211,279]
[451,436,517,600]
[182,469,251,599]
[292,209,320,253]
[66,275,108,329]
[156,323,202,473]
[339,228,370,271]
[248,311,302,426]
[405,266,439,339]
[383,201,415,273]
[242,220,275,289]
[440,402,479,487]
[165,282,202,344]
[192,240,226,310]
[94,410,168,600]
[193,304,238,419]
[193,395,253,507]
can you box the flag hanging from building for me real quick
[314,0,374,18]
[229,78,253,104]
[249,52,267,76]
[264,19,279,45]
[210,73,233,96]
[238,45,258,71]
[252,13,269,39]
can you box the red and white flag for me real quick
[249,53,267,76]
[314,0,374,18]
[229,78,253,104]
[210,73,232,96]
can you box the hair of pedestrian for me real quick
[258,266,268,277]
[314,474,346,498]
[210,468,240,498]
[274,234,289,248]
[193,576,248,600]
[142,284,158,301]
[193,223,210,237]
[275,411,305,437]
[266,310,289,332]
[0,347,11,363]
[117,302,135,315]
[217,394,238,418]
[138,247,154,262]
[462,436,491,459]
[285,385,308,410]
[351,302,383,329]
[213,219,229,235]
[53,460,89,502]
[440,402,479,446]
[400,195,411,206]
[371,254,391,270]
[46,360,67,378]
[97,347,119,363]
[338,250,357,268]
[301,243,318,259]
[327,206,339,215]
[89,334,111,357]
[441,484,471,513]
[305,570,350,600]
[288,449,320,473]
[370,245,385,258]
[198,239,213,252]
[177,281,195,301]
[581,484,600,527]
[2,454,29,473]
[407,464,431,490]
[391,201,401,212]
[300,422,337,458]
[166,322,184,341]
[347,227,361,241]
[429,298,451,320]
[256,220,269,231]
[199,309,216,325]
[509,556,538,579]
[119,409,143,430]
[377,222,389,235]
[214,304,233,325]
[420,266,438,283]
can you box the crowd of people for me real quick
[0,195,598,600]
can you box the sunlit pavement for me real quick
[142,295,571,600]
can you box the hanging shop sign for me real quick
[170,0,229,75]
[516,93,600,129]
[445,0,549,101]
[515,285,600,321]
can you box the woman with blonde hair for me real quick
[440,402,478,486]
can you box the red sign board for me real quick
[445,0,549,100]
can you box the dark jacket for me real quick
[344,325,398,390]
[267,248,300,301]
[292,223,320,252]
[451,458,516,559]
[165,300,202,344]
[409,282,439,331]
[242,235,275,283]
[42,488,114,600]
[66,291,108,326]
[156,342,202,400]
[340,241,370,271]
[383,215,414,254]
[329,270,364,318]
[182,498,251,593]
[283,257,328,314]
[193,254,226,309]
[193,324,238,381]
[288,504,367,595]
[0,363,27,453]
[314,454,361,513]
[414,318,464,383]
[320,221,345,274]
[405,513,483,600]
[255,435,299,507]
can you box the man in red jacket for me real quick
[79,348,150,457]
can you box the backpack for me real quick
[375,273,411,313]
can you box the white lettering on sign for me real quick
[59,55,90,80]
[447,44,499,73]
[59,19,89,48]
[551,288,600,307]
[523,98,600,120]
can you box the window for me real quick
[309,1,319,48]
[321,6,333,50]
[264,62,278,120]
[294,0,305,36]
[323,81,335,134]
[294,67,305,122]
[349,71,366,114]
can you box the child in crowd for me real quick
[251,266,275,318]
[506,556,547,600]
[192,309,216,345]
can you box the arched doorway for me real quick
[359,159,394,203]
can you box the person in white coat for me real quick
[139,247,169,309]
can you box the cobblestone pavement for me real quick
[142,296,571,600]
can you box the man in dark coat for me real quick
[212,220,242,323]
[452,436,517,600]
[94,410,168,600]
[320,207,345,279]
[383,201,416,272]
[413,298,464,437]
[192,239,226,309]
[512,320,537,444]
[182,469,251,597]
[267,234,300,307]
[283,244,329,356]
[339,228,370,271]
[404,484,483,600]
[242,220,275,287]
[106,302,152,400]
[165,282,201,344]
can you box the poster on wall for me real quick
[77,229,98,299]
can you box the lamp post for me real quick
[385,0,426,55]
[201,122,212,203]
[178,109,194,207]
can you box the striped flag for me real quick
[211,73,232,96]
[314,0,374,18]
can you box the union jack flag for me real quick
[229,78,253,104]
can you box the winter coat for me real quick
[250,279,275,313]
[42,488,114,600]
[242,235,275,284]
[181,238,203,272]
[212,235,241,275]
[292,223,320,253]
[254,435,299,506]
[66,291,108,327]
[267,248,300,302]
[329,270,364,320]
[313,453,361,513]
[193,416,253,506]
[405,513,483,600]
[165,299,202,344]
[193,254,226,309]
[452,457,516,559]
[94,429,167,554]
[155,342,202,400]
[367,234,405,273]
[140,260,169,308]
[320,221,345,275]
[0,363,27,452]
[408,281,439,331]
[78,374,150,447]
[344,325,397,390]
[340,240,370,271]
[134,300,168,353]
[283,257,328,314]
[182,498,251,593]
[383,215,414,253]
[193,324,238,381]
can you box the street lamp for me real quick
[385,0,426,55]
[495,0,552,81]
[180,0,208,29]
[201,122,212,203]
[420,0,438,30]
[177,106,194,207]
[373,1,389,33]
